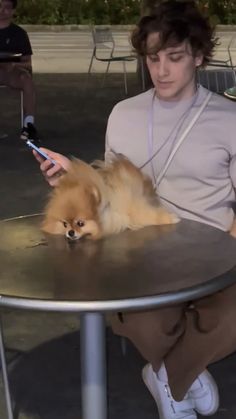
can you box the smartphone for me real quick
[26,140,56,165]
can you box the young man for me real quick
[0,0,39,142]
[34,1,236,418]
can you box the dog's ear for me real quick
[91,185,101,205]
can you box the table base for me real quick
[80,312,107,419]
[0,312,107,419]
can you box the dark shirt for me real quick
[0,23,32,56]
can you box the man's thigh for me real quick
[193,282,236,332]
[0,67,10,86]
[0,66,28,89]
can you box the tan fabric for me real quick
[111,282,236,401]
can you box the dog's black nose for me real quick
[68,230,75,237]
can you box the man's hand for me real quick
[33,148,71,187]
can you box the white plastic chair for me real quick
[88,27,145,94]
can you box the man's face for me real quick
[0,0,15,24]
[146,32,203,101]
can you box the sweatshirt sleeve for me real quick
[104,109,118,162]
[229,154,236,189]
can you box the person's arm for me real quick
[33,148,71,187]
[104,111,119,162]
[17,54,32,73]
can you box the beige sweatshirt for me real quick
[105,85,236,232]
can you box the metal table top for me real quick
[0,52,22,62]
[0,214,236,312]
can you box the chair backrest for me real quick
[92,27,114,45]
[92,27,115,60]
[197,68,236,94]
[209,35,235,69]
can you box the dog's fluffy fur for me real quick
[42,156,179,240]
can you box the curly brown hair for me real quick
[131,0,218,66]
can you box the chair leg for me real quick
[140,57,146,91]
[120,336,127,356]
[86,54,95,89]
[232,69,236,86]
[88,52,95,75]
[102,61,111,87]
[206,71,210,90]
[20,90,24,128]
[123,61,128,95]
[0,316,14,419]
[215,72,219,92]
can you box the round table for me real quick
[1,214,236,419]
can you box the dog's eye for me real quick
[77,220,85,227]
[63,221,68,228]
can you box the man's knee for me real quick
[8,68,33,90]
[110,306,186,339]
[18,69,33,86]
[193,288,236,332]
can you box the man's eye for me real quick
[77,220,85,227]
[63,221,67,228]
[149,55,159,63]
[169,55,183,62]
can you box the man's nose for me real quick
[157,59,169,77]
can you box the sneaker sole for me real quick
[192,370,219,416]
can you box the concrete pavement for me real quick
[26,30,236,74]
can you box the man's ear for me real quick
[195,53,204,67]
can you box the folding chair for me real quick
[197,68,236,95]
[88,27,144,94]
[208,35,235,69]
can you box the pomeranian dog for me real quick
[42,155,179,241]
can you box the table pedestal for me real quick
[0,317,14,419]
[80,313,107,419]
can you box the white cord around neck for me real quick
[154,91,212,188]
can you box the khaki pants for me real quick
[111,282,236,401]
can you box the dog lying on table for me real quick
[42,155,179,241]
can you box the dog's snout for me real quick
[68,229,75,237]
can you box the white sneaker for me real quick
[142,364,197,419]
[189,370,219,416]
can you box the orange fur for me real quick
[42,156,179,240]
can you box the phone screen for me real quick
[26,140,56,165]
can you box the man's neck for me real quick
[0,20,11,29]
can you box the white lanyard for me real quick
[146,89,212,188]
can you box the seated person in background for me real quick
[0,0,39,143]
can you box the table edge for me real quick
[0,268,235,312]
